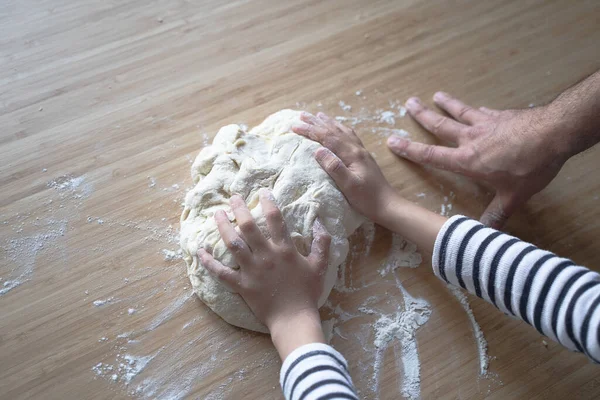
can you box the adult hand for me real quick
[292,112,399,227]
[198,190,330,358]
[387,93,569,228]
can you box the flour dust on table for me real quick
[180,109,364,332]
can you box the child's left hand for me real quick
[198,189,330,359]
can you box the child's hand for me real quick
[292,112,399,226]
[198,189,330,359]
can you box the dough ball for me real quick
[180,110,363,332]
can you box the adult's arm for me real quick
[387,69,600,228]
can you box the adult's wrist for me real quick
[542,98,595,159]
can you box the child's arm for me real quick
[293,112,600,363]
[198,190,358,399]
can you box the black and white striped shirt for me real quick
[279,216,599,399]
[434,215,600,362]
[280,343,358,400]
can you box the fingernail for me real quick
[406,97,420,109]
[215,209,226,219]
[292,123,307,133]
[433,91,448,101]
[316,111,327,119]
[259,187,271,198]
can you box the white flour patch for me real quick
[146,292,193,331]
[370,127,410,138]
[365,278,431,400]
[338,100,352,112]
[1,219,67,295]
[379,110,396,125]
[379,233,422,276]
[161,248,182,261]
[329,232,430,400]
[93,353,156,385]
[440,191,455,217]
[48,175,94,200]
[93,297,116,307]
[448,286,489,376]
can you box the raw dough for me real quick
[180,110,363,332]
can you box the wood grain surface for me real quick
[1,0,599,399]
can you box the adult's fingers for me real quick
[432,92,487,125]
[215,210,252,263]
[308,219,331,273]
[480,193,519,229]
[404,97,466,142]
[387,136,467,173]
[479,106,501,117]
[198,248,241,289]
[314,147,354,191]
[258,189,290,245]
[230,195,265,251]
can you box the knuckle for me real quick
[227,238,246,252]
[265,208,282,221]
[421,145,437,163]
[324,135,341,149]
[215,267,230,280]
[238,220,257,234]
[432,117,446,133]
[281,246,297,260]
[354,147,369,160]
[326,157,343,173]
[318,232,332,245]
[458,105,473,119]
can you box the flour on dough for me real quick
[180,110,363,332]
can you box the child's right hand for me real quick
[292,112,399,226]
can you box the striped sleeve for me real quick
[279,343,358,400]
[433,215,600,363]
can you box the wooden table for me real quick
[1,0,599,399]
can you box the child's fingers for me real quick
[308,218,331,273]
[198,248,241,289]
[300,111,327,128]
[215,210,252,264]
[259,189,291,245]
[317,111,363,145]
[292,121,328,143]
[314,147,354,191]
[230,194,266,251]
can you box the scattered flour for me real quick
[161,248,182,261]
[379,233,422,276]
[338,100,352,112]
[379,110,396,125]
[93,297,115,307]
[440,192,455,217]
[1,219,67,295]
[92,353,155,385]
[448,286,489,376]
[365,277,431,400]
[47,175,93,199]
